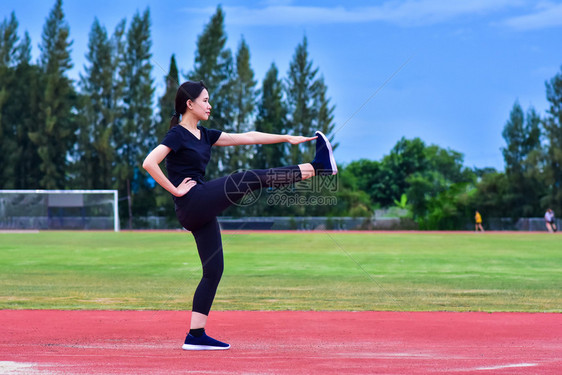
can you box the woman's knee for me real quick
[202,258,224,282]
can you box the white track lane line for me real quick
[475,363,538,371]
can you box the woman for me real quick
[143,81,337,350]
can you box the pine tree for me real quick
[522,107,541,162]
[502,101,526,176]
[114,8,154,228]
[285,36,319,165]
[0,12,19,67]
[0,24,44,189]
[501,101,543,216]
[0,12,20,187]
[110,18,127,118]
[544,66,562,212]
[188,5,231,94]
[153,54,179,219]
[521,107,545,216]
[74,18,116,189]
[253,63,287,169]
[226,37,256,171]
[15,31,31,65]
[187,5,234,178]
[29,0,77,189]
[285,36,337,165]
[12,40,44,188]
[157,54,179,141]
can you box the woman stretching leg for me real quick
[143,81,337,350]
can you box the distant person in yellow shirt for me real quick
[475,210,484,232]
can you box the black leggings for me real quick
[174,165,302,315]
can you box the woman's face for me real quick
[189,89,211,121]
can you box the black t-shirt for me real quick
[161,125,222,186]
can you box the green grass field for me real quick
[0,231,560,312]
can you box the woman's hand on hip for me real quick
[174,178,197,197]
[287,135,317,145]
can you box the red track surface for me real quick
[2,310,561,374]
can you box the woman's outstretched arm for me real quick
[214,131,316,147]
[142,145,196,197]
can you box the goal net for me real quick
[0,190,119,231]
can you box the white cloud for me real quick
[502,2,562,30]
[184,0,525,27]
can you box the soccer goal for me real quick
[0,190,119,231]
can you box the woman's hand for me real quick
[175,178,197,197]
[287,135,318,145]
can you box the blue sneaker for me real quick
[311,131,338,176]
[182,332,231,351]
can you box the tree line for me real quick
[1,1,561,229]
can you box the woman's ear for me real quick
[186,99,192,110]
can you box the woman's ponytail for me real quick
[170,111,180,128]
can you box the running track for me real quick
[1,310,561,374]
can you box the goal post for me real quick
[0,190,119,232]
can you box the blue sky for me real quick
[3,0,562,170]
